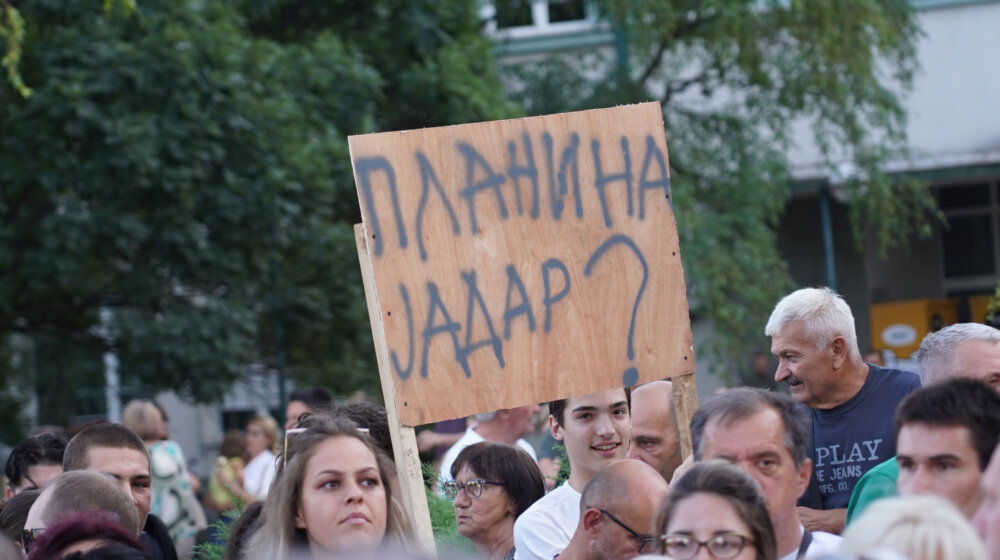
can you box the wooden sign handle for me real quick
[672,369,699,459]
[355,223,436,554]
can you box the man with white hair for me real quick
[438,404,541,486]
[765,287,920,534]
[846,322,1000,524]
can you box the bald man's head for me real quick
[25,471,142,537]
[578,460,670,559]
[626,381,682,481]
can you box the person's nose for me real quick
[595,413,616,437]
[774,361,790,383]
[344,480,365,503]
[453,486,471,507]
[694,543,714,560]
[900,466,932,495]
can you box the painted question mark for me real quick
[584,234,649,387]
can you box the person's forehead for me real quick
[956,340,1000,370]
[566,388,628,410]
[630,393,669,431]
[705,409,788,453]
[898,423,977,455]
[25,463,63,486]
[86,446,149,475]
[771,323,813,347]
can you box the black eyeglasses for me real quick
[659,533,754,559]
[442,479,504,500]
[21,528,44,554]
[599,509,657,554]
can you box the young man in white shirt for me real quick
[513,387,630,560]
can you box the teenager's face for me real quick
[897,423,984,517]
[295,436,388,555]
[551,388,630,486]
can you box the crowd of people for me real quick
[1,287,999,560]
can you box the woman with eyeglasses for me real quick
[655,460,777,560]
[445,442,546,560]
[246,414,413,558]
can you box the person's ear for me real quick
[582,508,603,538]
[550,415,563,441]
[4,486,13,500]
[830,336,848,368]
[295,504,307,529]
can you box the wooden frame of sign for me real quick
[351,102,698,551]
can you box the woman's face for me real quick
[664,492,757,560]
[295,436,388,555]
[245,423,270,458]
[453,464,514,544]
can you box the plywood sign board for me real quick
[350,102,694,426]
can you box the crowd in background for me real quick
[1,287,999,560]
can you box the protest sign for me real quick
[351,102,695,427]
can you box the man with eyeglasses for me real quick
[691,388,842,560]
[766,287,920,534]
[21,470,141,554]
[557,459,669,560]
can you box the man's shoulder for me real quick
[514,438,538,460]
[142,514,179,560]
[516,483,580,524]
[869,364,921,390]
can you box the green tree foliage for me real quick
[504,0,939,374]
[0,0,516,431]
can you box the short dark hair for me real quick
[63,423,148,472]
[4,433,66,489]
[288,387,334,409]
[691,387,811,468]
[657,460,777,560]
[895,378,1000,469]
[450,442,545,517]
[548,387,632,428]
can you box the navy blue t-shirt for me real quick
[798,363,921,510]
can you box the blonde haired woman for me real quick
[247,414,412,558]
[219,415,279,503]
[841,495,987,560]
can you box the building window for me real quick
[485,0,597,35]
[939,180,1000,288]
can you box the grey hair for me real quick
[474,411,498,422]
[916,322,1000,385]
[691,387,812,469]
[765,287,860,360]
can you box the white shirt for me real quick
[438,426,538,483]
[513,482,581,560]
[778,525,842,560]
[243,449,276,498]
